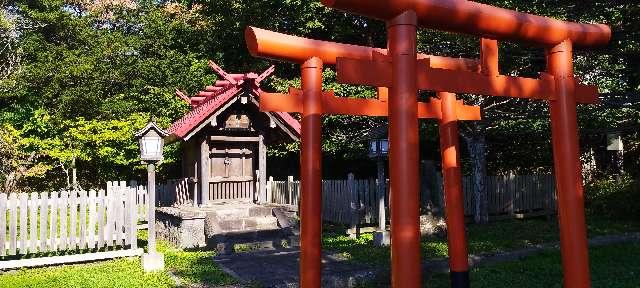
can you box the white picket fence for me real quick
[0,186,142,270]
[107,181,149,224]
[107,178,190,222]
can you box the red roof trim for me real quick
[276,111,301,135]
[167,61,301,141]
[166,87,240,139]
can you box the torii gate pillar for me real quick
[547,40,591,287]
[438,92,469,287]
[299,57,324,288]
[387,11,422,288]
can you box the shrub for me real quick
[585,175,640,221]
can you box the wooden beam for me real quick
[208,60,236,85]
[209,136,261,142]
[336,57,599,104]
[199,137,210,206]
[258,135,267,204]
[249,95,299,141]
[259,89,480,120]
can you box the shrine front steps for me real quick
[204,203,299,254]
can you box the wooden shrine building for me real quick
[165,61,300,206]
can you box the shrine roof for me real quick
[165,61,300,142]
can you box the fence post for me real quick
[0,193,6,256]
[545,174,555,221]
[267,176,273,203]
[29,192,39,253]
[8,193,17,255]
[287,176,294,205]
[19,193,28,254]
[40,192,48,252]
[376,166,386,232]
[128,187,138,249]
[508,173,515,216]
[348,173,360,238]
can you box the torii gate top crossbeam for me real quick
[246,26,479,71]
[321,0,611,47]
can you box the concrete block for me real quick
[142,252,165,272]
[248,206,273,217]
[156,207,206,249]
[217,219,245,232]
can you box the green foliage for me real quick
[0,123,49,193]
[585,176,640,221]
[6,109,175,190]
[1,0,639,187]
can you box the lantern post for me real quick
[134,120,169,272]
[368,131,390,246]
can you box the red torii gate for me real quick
[246,0,610,287]
[247,27,482,287]
[319,1,609,287]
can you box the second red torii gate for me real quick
[258,57,481,287]
[318,1,609,288]
[247,26,482,288]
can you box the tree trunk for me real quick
[72,157,78,190]
[465,132,489,224]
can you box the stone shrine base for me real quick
[156,202,298,252]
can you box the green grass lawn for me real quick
[0,231,236,288]
[355,242,640,287]
[0,257,173,288]
[0,216,637,288]
[453,243,640,288]
[323,216,640,266]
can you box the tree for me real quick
[1,0,638,195]
[0,124,48,193]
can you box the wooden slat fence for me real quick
[268,174,557,225]
[0,185,142,270]
[462,174,557,216]
[107,178,190,222]
[268,175,387,225]
[156,178,191,206]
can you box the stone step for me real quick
[211,205,274,220]
[209,228,298,255]
[207,216,280,234]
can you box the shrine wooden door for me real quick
[209,141,257,202]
